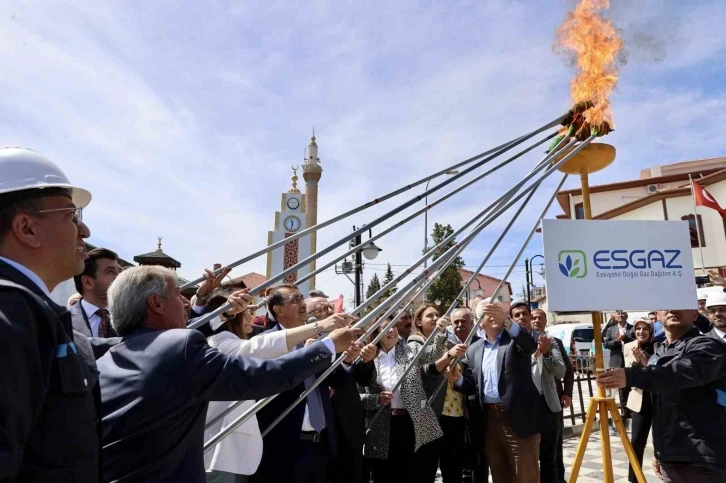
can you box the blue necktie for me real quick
[297,343,325,432]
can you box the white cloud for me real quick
[1,0,724,307]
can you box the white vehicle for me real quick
[549,322,610,372]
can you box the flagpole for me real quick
[689,174,707,275]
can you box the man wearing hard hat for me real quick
[705,291,726,344]
[0,148,100,481]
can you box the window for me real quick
[497,295,503,302]
[681,214,705,248]
[574,202,584,220]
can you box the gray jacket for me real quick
[532,330,566,413]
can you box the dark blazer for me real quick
[456,327,549,438]
[603,324,633,369]
[709,328,726,344]
[0,260,100,482]
[253,322,350,481]
[331,360,376,451]
[554,337,574,400]
[626,328,726,469]
[97,327,333,483]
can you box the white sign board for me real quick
[542,220,697,311]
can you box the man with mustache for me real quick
[598,308,726,482]
[395,309,413,341]
[705,292,726,344]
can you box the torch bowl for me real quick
[553,142,616,175]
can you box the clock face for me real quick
[284,216,302,232]
[286,197,300,210]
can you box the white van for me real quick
[549,322,610,372]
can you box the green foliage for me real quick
[365,273,382,300]
[382,263,397,296]
[425,223,464,311]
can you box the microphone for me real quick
[308,316,317,324]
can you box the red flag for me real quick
[692,182,726,217]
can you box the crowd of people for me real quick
[1,147,725,483]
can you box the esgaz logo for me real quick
[557,249,684,279]
[558,250,587,278]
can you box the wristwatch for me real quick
[313,321,320,335]
[195,292,209,305]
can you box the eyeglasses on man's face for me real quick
[28,206,83,225]
[282,294,305,305]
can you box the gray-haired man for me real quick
[98,266,362,483]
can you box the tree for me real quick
[425,223,465,310]
[365,273,382,300]
[382,263,397,296]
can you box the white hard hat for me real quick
[0,147,91,208]
[705,290,726,309]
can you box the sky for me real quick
[2,0,725,308]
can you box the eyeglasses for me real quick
[282,294,305,305]
[28,207,83,225]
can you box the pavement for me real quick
[435,428,660,483]
[562,431,660,483]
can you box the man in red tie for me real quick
[70,248,123,338]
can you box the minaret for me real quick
[302,130,323,290]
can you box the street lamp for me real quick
[423,169,459,302]
[362,241,382,260]
[525,254,545,308]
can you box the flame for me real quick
[555,0,622,135]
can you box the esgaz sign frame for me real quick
[542,219,697,311]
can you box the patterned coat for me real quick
[360,332,447,459]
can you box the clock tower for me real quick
[266,167,313,295]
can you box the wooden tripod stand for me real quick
[553,142,647,483]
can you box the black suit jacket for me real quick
[603,324,633,369]
[0,260,100,482]
[98,327,333,483]
[554,337,574,400]
[456,327,549,437]
[331,360,376,450]
[253,323,350,480]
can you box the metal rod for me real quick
[350,133,570,319]
[258,259,455,439]
[204,135,593,451]
[188,131,556,331]
[438,135,574,321]
[294,133,557,288]
[426,141,594,402]
[182,115,567,290]
[206,263,441,449]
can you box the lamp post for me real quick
[351,226,383,308]
[525,254,545,308]
[423,169,459,302]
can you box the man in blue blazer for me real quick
[451,300,549,483]
[97,267,361,483]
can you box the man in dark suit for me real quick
[452,300,547,483]
[253,284,358,483]
[0,147,100,482]
[532,309,573,483]
[603,310,633,418]
[70,247,122,338]
[97,267,362,483]
[328,333,377,483]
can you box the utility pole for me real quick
[525,258,532,308]
[353,228,363,307]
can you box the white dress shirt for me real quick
[715,327,726,341]
[277,320,336,432]
[0,256,50,296]
[378,346,405,409]
[80,299,104,337]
